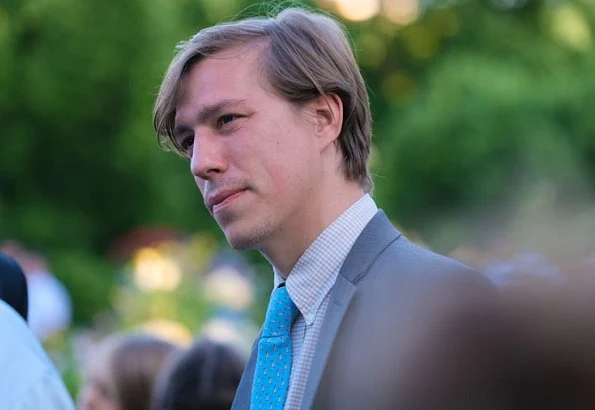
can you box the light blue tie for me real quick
[251,285,298,410]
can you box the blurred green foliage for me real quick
[370,1,595,249]
[1,0,594,325]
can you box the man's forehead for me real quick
[175,45,272,113]
[175,77,251,124]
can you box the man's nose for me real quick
[190,134,228,180]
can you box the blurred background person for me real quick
[151,338,245,410]
[0,298,75,409]
[1,241,72,340]
[78,332,180,410]
[0,253,28,321]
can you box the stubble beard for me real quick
[219,211,274,251]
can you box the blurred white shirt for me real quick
[0,300,75,410]
[27,271,72,340]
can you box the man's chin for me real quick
[219,214,269,250]
[223,229,260,250]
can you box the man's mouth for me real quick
[206,188,247,214]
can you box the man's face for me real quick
[174,45,322,251]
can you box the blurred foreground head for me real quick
[78,333,179,410]
[401,277,595,410]
[151,338,246,410]
[499,279,595,410]
[0,253,28,320]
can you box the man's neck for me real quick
[260,183,366,278]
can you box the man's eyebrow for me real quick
[174,98,247,138]
[197,98,247,124]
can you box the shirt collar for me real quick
[273,194,378,324]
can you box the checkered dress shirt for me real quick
[272,194,378,409]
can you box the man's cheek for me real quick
[195,179,206,196]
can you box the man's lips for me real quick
[206,189,247,213]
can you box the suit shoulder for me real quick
[363,235,493,296]
[381,236,476,275]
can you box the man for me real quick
[0,253,28,321]
[0,298,76,409]
[153,8,494,409]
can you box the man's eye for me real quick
[180,136,194,154]
[217,114,240,128]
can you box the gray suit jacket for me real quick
[232,211,495,410]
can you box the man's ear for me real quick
[308,93,344,149]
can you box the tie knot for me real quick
[262,286,298,337]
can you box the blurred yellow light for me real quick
[133,247,182,292]
[551,5,591,51]
[138,318,192,346]
[204,267,254,310]
[383,0,419,26]
[336,0,381,22]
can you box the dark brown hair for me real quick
[107,334,179,410]
[151,338,246,410]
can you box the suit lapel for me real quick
[231,335,260,410]
[300,211,402,409]
[299,275,357,410]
